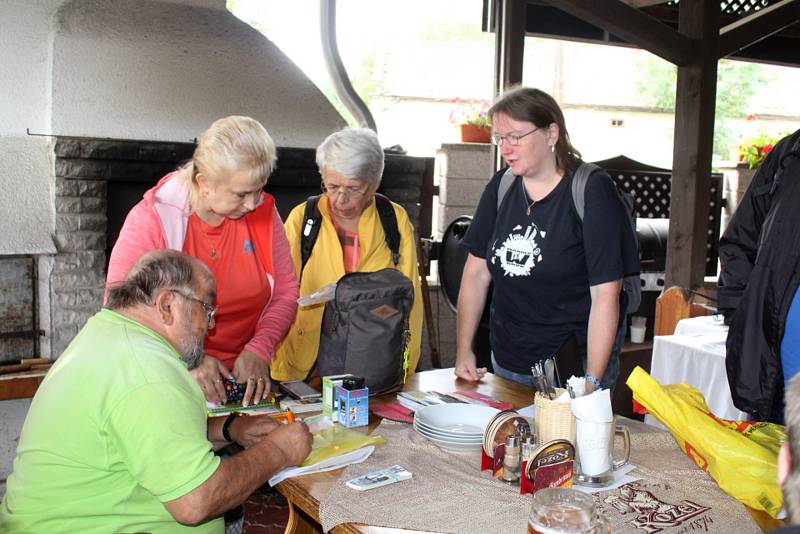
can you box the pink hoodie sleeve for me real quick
[105,200,166,303]
[244,210,299,362]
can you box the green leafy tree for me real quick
[636,56,771,160]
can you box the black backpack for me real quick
[299,193,413,393]
[496,163,642,314]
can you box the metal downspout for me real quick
[320,0,377,131]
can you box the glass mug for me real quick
[574,417,631,487]
[528,487,610,534]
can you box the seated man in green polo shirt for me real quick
[0,250,312,533]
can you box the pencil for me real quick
[285,409,295,423]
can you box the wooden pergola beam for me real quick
[492,0,526,173]
[551,0,696,65]
[621,0,669,7]
[718,0,800,58]
[665,0,718,289]
[493,0,526,94]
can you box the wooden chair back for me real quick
[654,286,713,336]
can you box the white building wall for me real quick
[51,0,344,147]
[0,1,59,255]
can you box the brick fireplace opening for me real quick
[36,137,434,361]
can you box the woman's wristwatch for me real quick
[584,373,601,389]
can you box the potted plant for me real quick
[450,99,492,143]
[738,132,783,169]
[725,131,786,218]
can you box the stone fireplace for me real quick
[42,138,433,360]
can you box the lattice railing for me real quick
[720,0,771,15]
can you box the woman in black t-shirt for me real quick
[456,86,633,391]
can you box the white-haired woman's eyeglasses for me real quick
[320,182,369,200]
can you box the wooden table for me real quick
[275,368,784,534]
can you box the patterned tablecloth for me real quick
[319,420,761,534]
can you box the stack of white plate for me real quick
[413,403,499,453]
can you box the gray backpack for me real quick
[316,268,414,394]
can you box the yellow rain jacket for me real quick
[271,195,423,381]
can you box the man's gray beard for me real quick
[179,307,205,370]
[181,336,204,370]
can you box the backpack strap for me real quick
[375,193,401,266]
[300,195,323,275]
[569,162,600,221]
[300,193,401,273]
[496,168,517,211]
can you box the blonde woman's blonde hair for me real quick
[178,116,277,210]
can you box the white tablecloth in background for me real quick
[673,315,728,336]
[645,325,749,427]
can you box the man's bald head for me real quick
[106,250,215,311]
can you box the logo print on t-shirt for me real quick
[243,240,255,254]
[492,223,544,277]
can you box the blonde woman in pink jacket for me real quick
[106,116,298,406]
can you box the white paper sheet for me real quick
[268,445,375,486]
[517,404,535,418]
[572,463,639,493]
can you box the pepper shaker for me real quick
[521,435,537,463]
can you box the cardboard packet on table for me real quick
[345,465,412,491]
[322,374,353,422]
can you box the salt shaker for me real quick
[502,434,521,484]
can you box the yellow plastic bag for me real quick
[626,366,785,517]
[301,423,385,467]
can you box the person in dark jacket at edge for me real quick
[718,128,800,424]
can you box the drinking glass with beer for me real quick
[527,487,610,533]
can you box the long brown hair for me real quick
[489,86,581,174]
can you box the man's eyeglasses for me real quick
[491,127,540,147]
[320,182,369,200]
[171,290,218,326]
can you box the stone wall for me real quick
[719,164,757,234]
[435,143,492,236]
[432,142,493,368]
[51,139,189,358]
[51,172,108,359]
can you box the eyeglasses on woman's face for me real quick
[491,127,540,147]
[320,181,370,200]
[171,290,218,326]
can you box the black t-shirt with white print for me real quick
[461,166,634,374]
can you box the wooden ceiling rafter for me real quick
[550,0,800,67]
[550,0,695,65]
[718,0,800,57]
[620,0,669,7]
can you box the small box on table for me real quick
[336,376,368,428]
[322,374,353,422]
